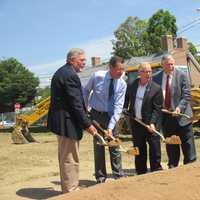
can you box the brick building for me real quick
[162,35,200,87]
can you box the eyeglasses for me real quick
[140,70,152,73]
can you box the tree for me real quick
[188,42,200,64]
[112,16,148,59]
[112,9,178,57]
[36,86,50,103]
[147,9,177,54]
[0,58,39,112]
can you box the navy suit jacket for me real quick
[153,69,193,126]
[47,64,91,140]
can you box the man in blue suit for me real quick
[153,54,196,168]
[47,48,97,193]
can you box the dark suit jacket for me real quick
[124,78,163,128]
[153,69,193,126]
[47,63,91,140]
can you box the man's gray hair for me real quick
[138,62,151,72]
[67,48,85,62]
[161,54,174,63]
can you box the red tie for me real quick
[165,75,171,109]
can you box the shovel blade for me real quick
[107,138,122,147]
[95,133,107,146]
[119,146,140,156]
[127,147,140,155]
[165,135,182,145]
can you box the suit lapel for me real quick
[68,64,86,110]
[132,79,139,105]
[170,69,176,97]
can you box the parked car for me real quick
[0,120,15,128]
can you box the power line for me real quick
[178,17,200,31]
[177,21,200,35]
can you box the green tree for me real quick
[112,16,148,59]
[36,86,50,102]
[0,58,39,112]
[188,42,200,64]
[147,9,177,54]
[112,9,178,57]
[188,42,198,55]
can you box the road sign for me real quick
[15,103,21,113]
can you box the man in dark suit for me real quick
[153,54,196,168]
[47,48,97,193]
[124,62,163,175]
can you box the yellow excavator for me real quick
[11,97,50,144]
[11,64,200,144]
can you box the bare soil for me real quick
[0,131,200,200]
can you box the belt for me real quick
[91,108,108,115]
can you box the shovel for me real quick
[92,120,139,156]
[133,118,181,145]
[161,109,191,119]
[94,132,108,146]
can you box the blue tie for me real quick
[108,79,114,116]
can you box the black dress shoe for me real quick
[96,179,106,184]
[168,165,177,169]
[151,166,163,172]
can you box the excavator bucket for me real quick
[11,126,29,144]
[11,118,38,144]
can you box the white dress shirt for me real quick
[134,84,147,119]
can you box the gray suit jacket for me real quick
[153,69,193,126]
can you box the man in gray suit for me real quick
[153,54,196,168]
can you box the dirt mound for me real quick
[50,162,200,200]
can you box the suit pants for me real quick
[91,109,124,182]
[162,115,196,168]
[57,135,79,193]
[131,120,162,174]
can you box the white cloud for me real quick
[30,35,114,87]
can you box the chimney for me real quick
[161,35,173,52]
[91,57,101,67]
[176,37,188,50]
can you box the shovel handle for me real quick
[134,118,165,141]
[161,109,191,119]
[92,120,116,140]
[92,120,106,135]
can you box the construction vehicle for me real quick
[11,97,50,144]
[11,63,200,144]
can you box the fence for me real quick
[0,112,15,128]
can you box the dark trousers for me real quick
[162,114,196,168]
[91,109,123,182]
[131,120,162,174]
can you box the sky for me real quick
[0,0,200,85]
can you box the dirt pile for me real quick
[50,162,200,200]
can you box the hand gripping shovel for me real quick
[133,118,181,145]
[161,109,191,119]
[92,120,139,156]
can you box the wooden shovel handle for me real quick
[134,118,165,141]
[92,120,116,140]
[161,109,191,119]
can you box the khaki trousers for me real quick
[57,135,79,193]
